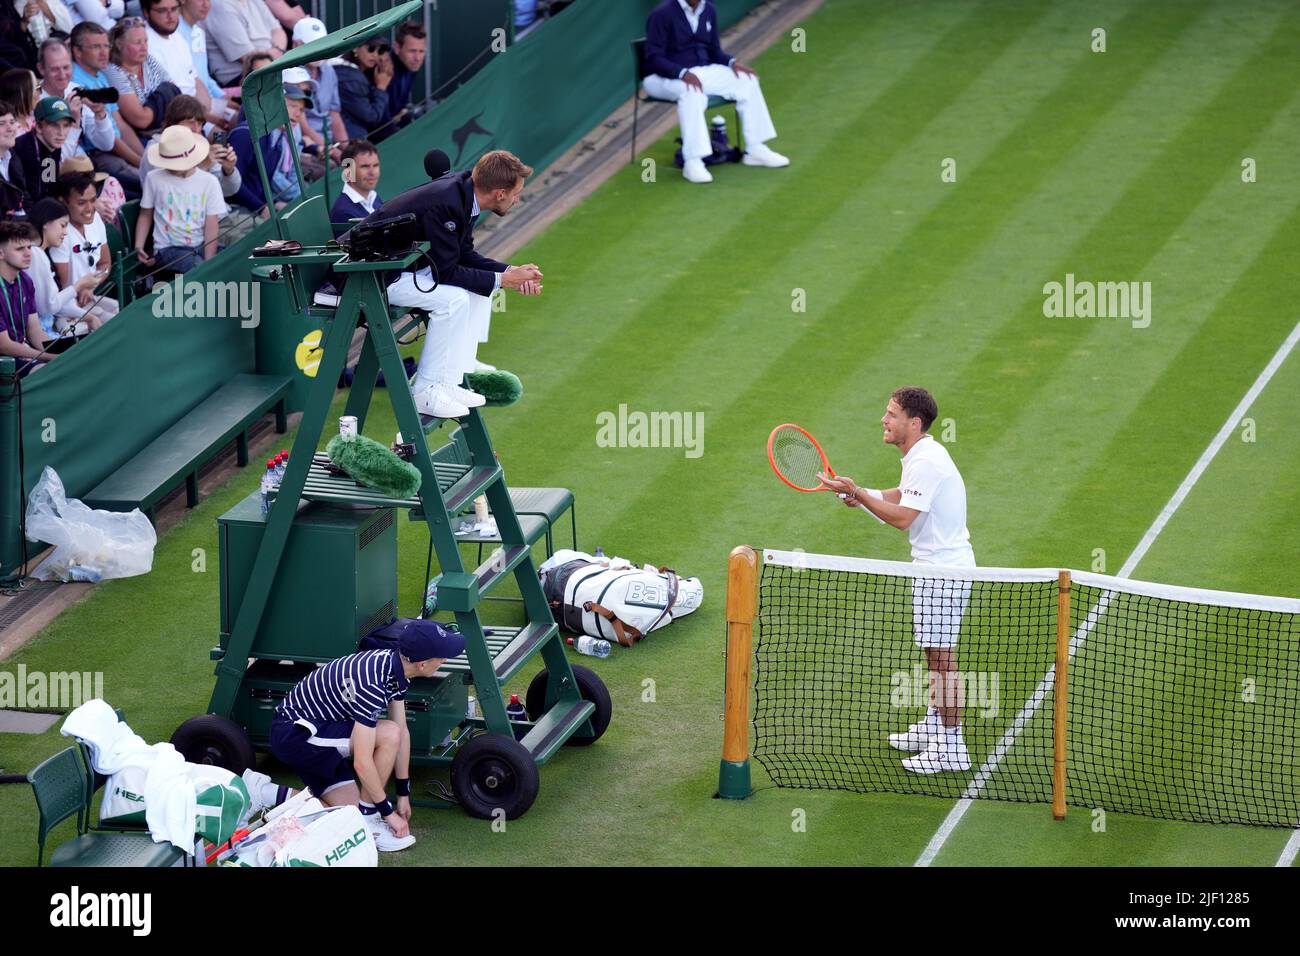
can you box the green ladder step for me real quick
[472,543,532,597]
[521,698,595,765]
[443,464,503,515]
[491,620,559,683]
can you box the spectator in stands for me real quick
[67,0,123,31]
[369,150,543,419]
[0,101,31,218]
[0,219,56,375]
[1,1,39,72]
[49,168,116,321]
[33,39,122,188]
[104,15,180,138]
[20,0,73,41]
[14,95,107,203]
[178,0,227,107]
[134,124,223,275]
[642,0,788,184]
[262,0,300,31]
[0,68,38,131]
[279,65,325,181]
[205,0,286,87]
[330,138,379,236]
[291,16,345,153]
[70,22,147,191]
[58,153,122,225]
[385,20,424,132]
[227,82,302,216]
[25,196,104,334]
[142,0,216,118]
[336,38,391,143]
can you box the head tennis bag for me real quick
[538,550,703,647]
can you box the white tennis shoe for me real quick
[742,144,790,168]
[366,814,416,852]
[902,728,972,775]
[888,714,941,752]
[450,384,486,408]
[683,158,713,184]
[413,383,469,419]
[473,359,496,372]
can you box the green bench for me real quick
[84,373,291,522]
[29,747,185,867]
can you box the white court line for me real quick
[1276,830,1300,868]
[915,319,1300,868]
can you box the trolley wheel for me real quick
[450,734,539,820]
[524,663,611,747]
[170,715,255,774]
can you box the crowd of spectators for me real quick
[1,4,428,374]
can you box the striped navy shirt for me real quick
[277,650,409,728]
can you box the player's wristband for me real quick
[376,798,395,817]
[865,488,884,501]
[395,777,411,797]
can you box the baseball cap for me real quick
[281,66,315,86]
[35,97,75,124]
[292,16,327,45]
[395,619,465,662]
[282,83,314,110]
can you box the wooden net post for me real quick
[717,545,757,799]
[1052,569,1071,820]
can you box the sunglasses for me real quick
[364,42,390,54]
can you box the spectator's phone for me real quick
[211,130,229,146]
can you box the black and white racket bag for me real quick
[538,549,703,646]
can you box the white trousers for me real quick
[387,269,492,387]
[642,63,778,161]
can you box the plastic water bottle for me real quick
[567,636,611,658]
[259,461,276,515]
[274,452,286,483]
[594,545,606,560]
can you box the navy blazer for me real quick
[330,190,383,238]
[357,170,505,298]
[644,0,731,78]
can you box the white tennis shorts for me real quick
[911,578,972,649]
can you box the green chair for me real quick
[631,37,740,163]
[72,708,148,834]
[108,200,142,304]
[30,748,184,867]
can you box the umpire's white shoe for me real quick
[902,730,972,775]
[683,158,713,183]
[413,383,469,419]
[366,814,416,852]
[888,716,941,753]
[451,383,486,408]
[742,143,790,167]
[473,359,496,372]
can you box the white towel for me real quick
[60,699,151,774]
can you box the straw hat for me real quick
[146,125,211,172]
[57,154,108,182]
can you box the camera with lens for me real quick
[72,86,120,106]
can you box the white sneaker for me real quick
[313,290,341,307]
[683,158,713,184]
[366,814,416,852]
[413,383,469,419]
[473,359,496,372]
[888,715,941,753]
[450,383,486,408]
[743,144,790,168]
[902,729,972,775]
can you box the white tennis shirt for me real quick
[898,434,975,566]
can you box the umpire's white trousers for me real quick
[387,269,492,387]
[642,63,778,161]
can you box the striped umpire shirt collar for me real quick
[277,648,409,729]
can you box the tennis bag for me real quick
[538,549,703,646]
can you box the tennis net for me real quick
[730,548,1300,828]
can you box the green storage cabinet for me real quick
[218,493,398,663]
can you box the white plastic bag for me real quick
[25,466,156,582]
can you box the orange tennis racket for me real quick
[767,424,848,498]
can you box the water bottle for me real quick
[711,114,728,149]
[275,452,286,484]
[567,636,611,659]
[594,545,606,560]
[505,693,528,738]
[26,8,50,44]
[259,460,276,515]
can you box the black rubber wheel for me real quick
[450,734,539,820]
[524,663,612,747]
[170,715,256,774]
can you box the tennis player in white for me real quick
[819,386,976,774]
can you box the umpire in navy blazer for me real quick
[642,0,789,183]
[363,149,543,419]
